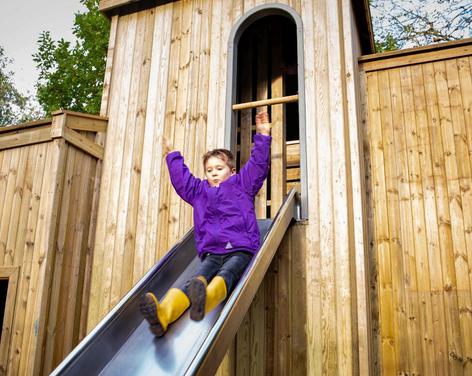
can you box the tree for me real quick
[33,0,109,116]
[0,46,41,126]
[370,0,472,52]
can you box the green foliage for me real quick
[0,46,40,126]
[370,0,471,53]
[33,0,109,116]
[374,34,399,53]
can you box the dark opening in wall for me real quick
[226,4,308,219]
[0,279,8,341]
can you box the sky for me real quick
[0,0,86,96]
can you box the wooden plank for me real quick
[251,20,269,376]
[410,63,449,375]
[290,224,307,374]
[11,144,37,267]
[423,62,463,374]
[0,126,52,150]
[286,142,300,167]
[181,0,204,237]
[153,1,178,260]
[446,57,472,311]
[457,56,472,303]
[360,42,472,73]
[301,0,321,373]
[0,266,20,375]
[326,1,354,372]
[100,15,119,116]
[232,95,299,111]
[275,226,291,374]
[0,118,51,134]
[99,0,141,12]
[168,0,192,249]
[436,59,472,372]
[254,20,269,218]
[121,8,154,293]
[88,12,136,330]
[214,0,233,150]
[62,127,104,160]
[135,2,172,279]
[31,140,67,375]
[3,148,29,266]
[17,141,55,374]
[270,24,286,218]
[64,152,94,362]
[79,155,99,339]
[110,9,147,309]
[9,143,46,373]
[65,115,108,133]
[286,181,300,193]
[391,67,422,374]
[205,0,223,151]
[157,1,183,257]
[100,12,138,320]
[366,71,397,373]
[239,39,253,167]
[286,167,300,181]
[342,1,373,372]
[42,144,74,373]
[0,151,11,248]
[0,148,19,265]
[399,65,436,375]
[376,68,410,372]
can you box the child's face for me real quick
[205,156,235,187]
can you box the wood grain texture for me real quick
[362,44,472,375]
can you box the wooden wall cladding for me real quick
[90,1,370,375]
[361,44,472,375]
[0,111,106,375]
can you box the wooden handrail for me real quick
[232,94,298,111]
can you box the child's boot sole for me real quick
[188,278,206,321]
[139,292,165,337]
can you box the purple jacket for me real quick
[166,134,271,258]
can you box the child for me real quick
[140,111,271,337]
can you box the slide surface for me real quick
[52,190,299,376]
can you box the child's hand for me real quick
[161,135,174,155]
[255,111,271,136]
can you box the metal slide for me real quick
[51,189,300,376]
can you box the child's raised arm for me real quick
[165,138,201,205]
[238,111,271,196]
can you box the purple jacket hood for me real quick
[166,134,271,258]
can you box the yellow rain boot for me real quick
[188,275,227,321]
[139,288,190,337]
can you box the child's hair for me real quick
[202,149,235,170]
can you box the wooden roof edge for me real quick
[99,0,173,18]
[359,37,472,64]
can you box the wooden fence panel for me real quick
[0,112,106,375]
[362,47,472,375]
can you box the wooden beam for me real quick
[232,94,299,111]
[0,126,52,150]
[65,116,108,133]
[360,39,472,72]
[0,119,52,134]
[62,128,104,160]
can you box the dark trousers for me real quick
[180,251,253,296]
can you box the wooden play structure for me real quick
[0,0,471,374]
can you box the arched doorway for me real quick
[225,4,307,219]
